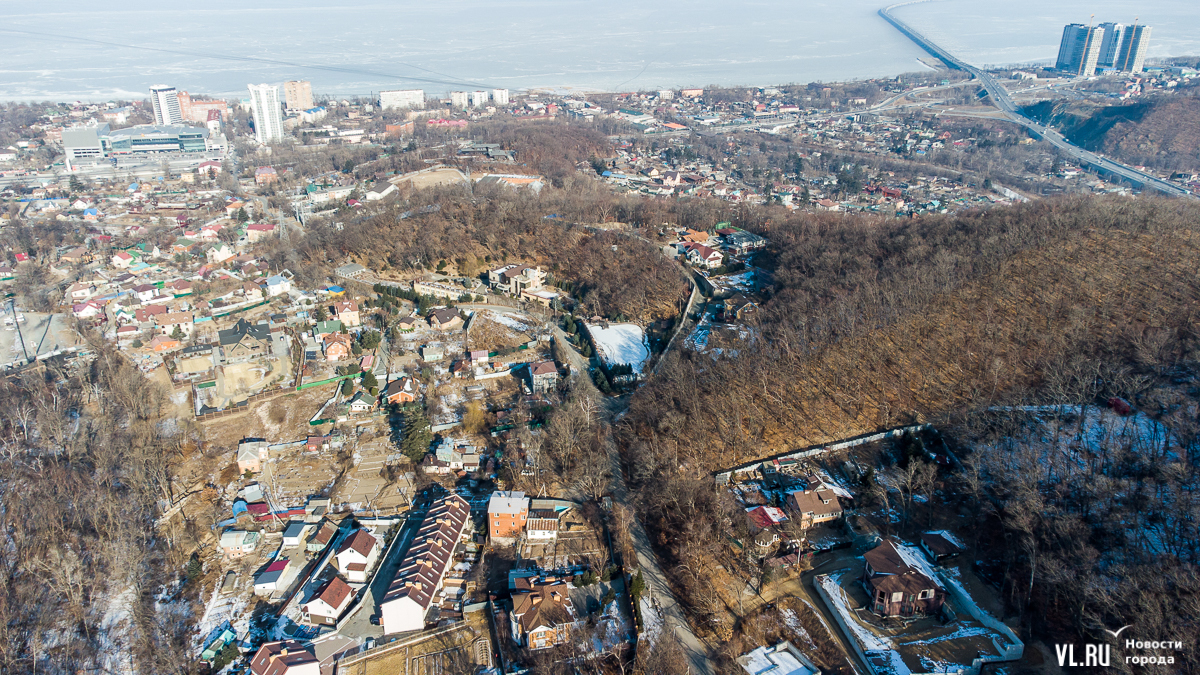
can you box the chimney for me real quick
[279,646,288,657]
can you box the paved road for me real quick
[337,508,426,640]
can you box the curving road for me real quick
[879,2,1194,198]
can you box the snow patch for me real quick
[587,323,649,374]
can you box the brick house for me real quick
[487,490,528,543]
[382,377,417,405]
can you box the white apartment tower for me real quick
[284,80,313,112]
[149,85,183,126]
[1055,24,1105,77]
[1114,24,1151,74]
[247,84,285,144]
[379,89,425,110]
[470,91,488,108]
[491,89,510,106]
[449,91,470,110]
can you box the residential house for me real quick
[255,166,278,186]
[246,223,277,243]
[528,361,559,394]
[219,319,273,363]
[862,538,945,617]
[379,494,472,634]
[786,488,843,529]
[255,559,292,595]
[242,282,265,303]
[919,531,964,562]
[207,242,235,264]
[722,294,757,321]
[66,282,98,302]
[156,312,194,337]
[307,520,337,553]
[428,308,463,331]
[237,438,270,474]
[526,509,560,540]
[148,335,181,352]
[133,283,159,303]
[488,264,546,295]
[382,377,417,405]
[322,333,352,361]
[313,320,344,338]
[335,529,380,583]
[282,521,313,548]
[348,390,375,413]
[249,640,319,675]
[331,300,360,327]
[678,242,723,268]
[395,316,419,333]
[510,578,575,650]
[72,300,105,319]
[59,246,91,264]
[135,304,169,323]
[488,491,528,543]
[302,576,353,627]
[721,229,768,255]
[681,228,712,244]
[220,530,260,559]
[266,274,292,297]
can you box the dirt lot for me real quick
[200,385,336,449]
[264,445,340,507]
[391,167,468,191]
[335,432,414,514]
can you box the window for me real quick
[918,589,933,600]
[891,592,904,603]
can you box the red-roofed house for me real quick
[677,242,723,268]
[249,640,319,675]
[302,576,354,626]
[246,223,277,243]
[335,529,379,583]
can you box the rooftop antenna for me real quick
[1079,14,1096,77]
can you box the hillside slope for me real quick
[628,197,1200,467]
[1022,94,1200,172]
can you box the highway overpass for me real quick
[879,2,1193,198]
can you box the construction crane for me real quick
[1079,14,1096,77]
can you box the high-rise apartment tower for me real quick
[149,85,183,125]
[1055,24,1105,77]
[284,81,313,112]
[247,84,284,144]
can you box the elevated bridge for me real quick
[879,1,1193,198]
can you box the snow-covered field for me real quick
[481,310,532,332]
[587,323,649,373]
